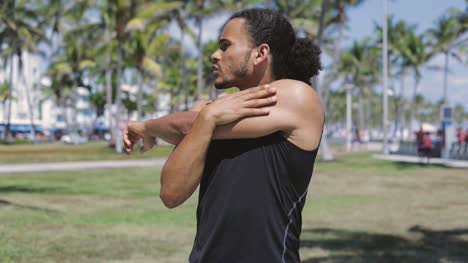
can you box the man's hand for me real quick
[123,121,156,154]
[190,100,212,112]
[201,84,277,126]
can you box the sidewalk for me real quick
[373,154,468,168]
[0,158,167,174]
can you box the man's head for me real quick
[211,8,322,90]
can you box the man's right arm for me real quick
[144,112,198,145]
[124,100,210,153]
[125,80,323,153]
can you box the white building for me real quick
[0,52,182,141]
[0,52,95,140]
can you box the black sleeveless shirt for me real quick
[189,132,319,263]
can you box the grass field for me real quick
[0,150,467,262]
[0,142,173,164]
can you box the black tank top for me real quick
[189,132,319,263]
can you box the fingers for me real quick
[123,128,131,146]
[123,126,142,154]
[239,108,271,117]
[242,95,277,108]
[123,128,132,154]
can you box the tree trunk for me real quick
[105,27,114,145]
[62,96,72,137]
[153,75,160,114]
[106,68,113,142]
[114,40,124,153]
[394,74,405,139]
[196,15,204,101]
[170,86,176,113]
[180,20,189,111]
[4,55,14,142]
[410,75,420,133]
[346,86,352,151]
[136,71,143,120]
[443,50,449,105]
[22,70,36,141]
[314,0,334,161]
[357,89,365,136]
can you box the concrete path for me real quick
[0,158,167,174]
[374,154,468,168]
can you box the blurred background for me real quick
[0,0,467,262]
[0,0,467,157]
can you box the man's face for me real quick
[210,18,255,89]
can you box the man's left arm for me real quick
[159,86,278,208]
[159,80,324,208]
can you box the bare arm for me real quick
[124,80,323,153]
[159,111,215,208]
[123,101,209,153]
[159,86,277,208]
[144,99,212,144]
[144,112,198,145]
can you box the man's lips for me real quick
[211,65,220,72]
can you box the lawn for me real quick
[0,141,173,164]
[0,151,467,262]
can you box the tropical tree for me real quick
[375,17,417,138]
[275,0,366,160]
[0,0,46,141]
[400,31,434,130]
[46,23,97,138]
[0,81,12,129]
[125,1,182,119]
[337,37,381,131]
[427,8,467,104]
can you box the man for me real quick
[124,8,324,262]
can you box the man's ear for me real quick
[254,43,270,65]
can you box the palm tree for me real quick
[276,0,367,160]
[400,31,434,131]
[275,0,333,159]
[0,81,11,131]
[0,0,46,142]
[93,0,159,152]
[337,38,381,132]
[193,0,207,101]
[125,1,182,119]
[427,8,467,104]
[375,17,416,139]
[46,22,97,138]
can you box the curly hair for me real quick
[229,8,322,85]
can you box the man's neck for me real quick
[238,71,274,91]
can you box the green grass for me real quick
[0,141,173,164]
[1,152,467,262]
[0,167,196,263]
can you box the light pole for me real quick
[382,0,389,154]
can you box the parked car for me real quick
[60,133,88,145]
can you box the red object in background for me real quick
[416,130,424,146]
[458,129,466,144]
[422,133,432,149]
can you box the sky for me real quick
[33,1,466,109]
[345,0,467,108]
[174,0,467,108]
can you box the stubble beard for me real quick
[214,52,251,90]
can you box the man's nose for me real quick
[210,50,221,63]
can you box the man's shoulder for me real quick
[270,79,322,113]
[271,79,324,150]
[271,79,320,102]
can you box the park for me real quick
[1,0,467,262]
